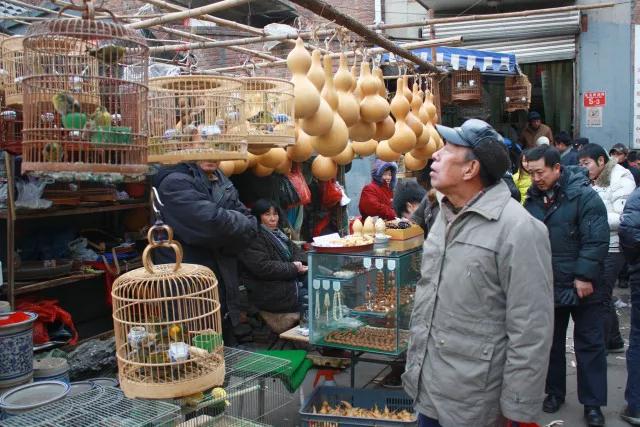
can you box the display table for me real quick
[307,236,423,387]
[279,326,310,344]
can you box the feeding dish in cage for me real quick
[20,3,149,179]
[111,223,225,399]
[148,76,247,164]
[241,77,294,148]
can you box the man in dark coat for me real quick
[153,161,258,343]
[555,131,579,166]
[619,187,640,425]
[524,145,610,427]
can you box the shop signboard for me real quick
[584,91,605,128]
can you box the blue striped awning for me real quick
[382,46,518,75]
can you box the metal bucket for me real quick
[0,311,37,389]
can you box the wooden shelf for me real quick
[11,271,104,295]
[0,200,148,220]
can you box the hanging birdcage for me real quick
[504,73,532,112]
[451,69,482,103]
[148,75,247,164]
[112,224,225,399]
[439,75,451,106]
[20,2,149,180]
[241,77,294,148]
[0,108,23,155]
[1,36,25,107]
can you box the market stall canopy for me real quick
[382,46,518,75]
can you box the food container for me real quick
[0,311,37,389]
[385,224,423,241]
[33,357,70,384]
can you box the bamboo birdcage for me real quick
[112,224,225,399]
[148,76,248,164]
[0,108,23,155]
[451,69,482,103]
[439,76,452,106]
[504,73,532,112]
[1,36,25,107]
[20,2,149,179]
[241,77,294,148]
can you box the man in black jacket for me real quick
[619,187,640,425]
[524,145,610,427]
[153,161,258,344]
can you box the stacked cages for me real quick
[21,8,149,179]
[0,37,25,154]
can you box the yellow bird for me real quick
[91,106,112,128]
[51,92,81,116]
[88,44,126,64]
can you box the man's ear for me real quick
[462,159,481,181]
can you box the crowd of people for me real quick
[150,110,640,427]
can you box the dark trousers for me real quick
[418,414,441,427]
[626,267,640,412]
[546,304,607,406]
[603,252,625,348]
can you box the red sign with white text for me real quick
[584,91,606,107]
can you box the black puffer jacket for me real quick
[619,187,640,265]
[153,163,258,325]
[524,166,610,305]
[239,227,307,313]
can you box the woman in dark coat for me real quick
[240,199,308,313]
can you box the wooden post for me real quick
[4,153,15,310]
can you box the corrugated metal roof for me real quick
[0,3,29,17]
[463,35,577,63]
[431,11,581,42]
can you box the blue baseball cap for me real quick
[435,119,504,149]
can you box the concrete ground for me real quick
[260,287,634,426]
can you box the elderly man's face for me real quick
[197,161,219,174]
[430,142,475,194]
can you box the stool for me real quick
[259,311,299,350]
[313,369,338,387]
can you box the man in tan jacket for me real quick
[519,111,554,149]
[403,119,554,427]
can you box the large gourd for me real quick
[334,54,360,127]
[331,142,354,165]
[402,75,413,103]
[404,152,428,171]
[373,67,394,140]
[253,163,274,177]
[312,155,338,181]
[411,136,437,160]
[258,147,288,168]
[219,161,235,176]
[287,38,320,119]
[376,139,401,162]
[233,159,249,174]
[406,82,423,138]
[387,77,416,154]
[352,139,378,156]
[310,55,349,157]
[348,62,375,142]
[275,157,292,174]
[287,123,314,162]
[412,83,429,148]
[359,61,390,123]
[300,49,334,136]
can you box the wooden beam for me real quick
[286,0,438,72]
[3,0,75,18]
[125,0,251,30]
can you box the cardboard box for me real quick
[386,224,424,241]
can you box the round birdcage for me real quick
[148,76,247,164]
[0,108,23,155]
[451,69,482,103]
[112,224,225,399]
[20,2,149,180]
[241,77,294,148]
[1,36,25,107]
[504,73,532,112]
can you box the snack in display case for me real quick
[385,219,424,240]
[308,241,422,355]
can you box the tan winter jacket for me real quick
[402,181,554,426]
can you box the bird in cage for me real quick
[90,105,112,128]
[88,44,126,64]
[42,142,64,162]
[52,92,81,116]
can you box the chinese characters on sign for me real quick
[584,91,605,128]
[635,26,640,148]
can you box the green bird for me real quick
[91,106,112,128]
[88,44,126,64]
[51,92,81,116]
[42,142,63,162]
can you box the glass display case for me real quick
[308,237,423,356]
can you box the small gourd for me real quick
[331,142,355,166]
[387,77,416,154]
[404,152,428,171]
[352,218,363,236]
[351,61,361,97]
[310,55,349,156]
[376,139,401,162]
[307,50,325,92]
[334,54,360,127]
[352,139,378,157]
[406,84,423,139]
[362,216,375,236]
[373,66,387,98]
[349,119,376,142]
[249,146,270,155]
[275,157,292,175]
[258,147,287,169]
[359,61,390,123]
[300,50,334,136]
[311,155,338,181]
[374,116,395,141]
[287,124,314,162]
[253,163,274,177]
[287,38,321,119]
[402,76,413,103]
[247,152,258,169]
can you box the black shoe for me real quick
[584,406,605,426]
[543,395,564,413]
[607,342,626,353]
[622,406,640,425]
[619,279,630,289]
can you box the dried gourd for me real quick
[233,159,249,174]
[334,54,360,127]
[387,77,416,154]
[300,49,333,136]
[312,155,338,181]
[404,152,428,171]
[258,147,287,168]
[376,139,401,162]
[352,139,378,157]
[287,123,314,162]
[349,119,376,142]
[307,50,325,92]
[287,38,320,119]
[402,75,413,103]
[247,152,258,168]
[374,115,395,141]
[411,136,437,160]
[331,142,354,166]
[252,163,274,177]
[275,157,292,174]
[359,61,390,123]
[218,161,235,176]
